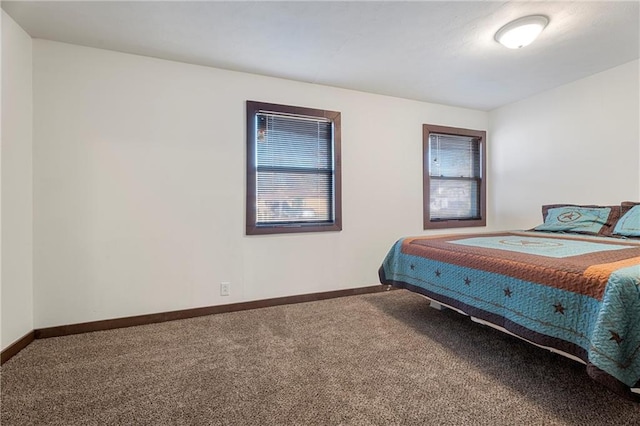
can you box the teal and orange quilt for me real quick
[379,231,640,399]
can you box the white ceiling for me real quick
[3,1,639,111]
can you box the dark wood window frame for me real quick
[246,101,342,235]
[423,124,486,230]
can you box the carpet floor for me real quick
[2,290,640,425]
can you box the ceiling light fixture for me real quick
[495,15,549,49]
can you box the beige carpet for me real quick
[2,290,640,425]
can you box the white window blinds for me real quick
[255,112,335,225]
[428,133,481,221]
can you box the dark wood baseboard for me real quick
[1,331,35,365]
[34,284,395,340]
[3,285,392,364]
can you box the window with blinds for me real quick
[423,124,486,229]
[246,101,342,235]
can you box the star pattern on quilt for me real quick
[609,331,624,345]
[553,302,565,314]
[504,288,512,297]
[464,277,471,286]
[435,270,441,278]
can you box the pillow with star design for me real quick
[534,205,618,236]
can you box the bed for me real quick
[378,203,640,399]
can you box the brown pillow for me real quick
[540,204,621,237]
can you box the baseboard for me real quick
[3,285,392,363]
[34,285,393,339]
[0,284,393,362]
[1,331,35,365]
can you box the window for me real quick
[246,101,342,235]
[423,124,486,229]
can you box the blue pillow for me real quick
[613,205,640,237]
[534,206,611,234]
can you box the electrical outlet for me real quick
[220,282,230,296]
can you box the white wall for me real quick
[33,40,489,328]
[489,60,640,230]
[1,11,33,350]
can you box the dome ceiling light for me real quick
[495,15,549,49]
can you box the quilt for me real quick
[378,231,640,399]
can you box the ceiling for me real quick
[3,1,639,111]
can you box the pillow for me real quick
[613,204,640,237]
[621,201,640,215]
[534,206,613,235]
[540,204,620,237]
